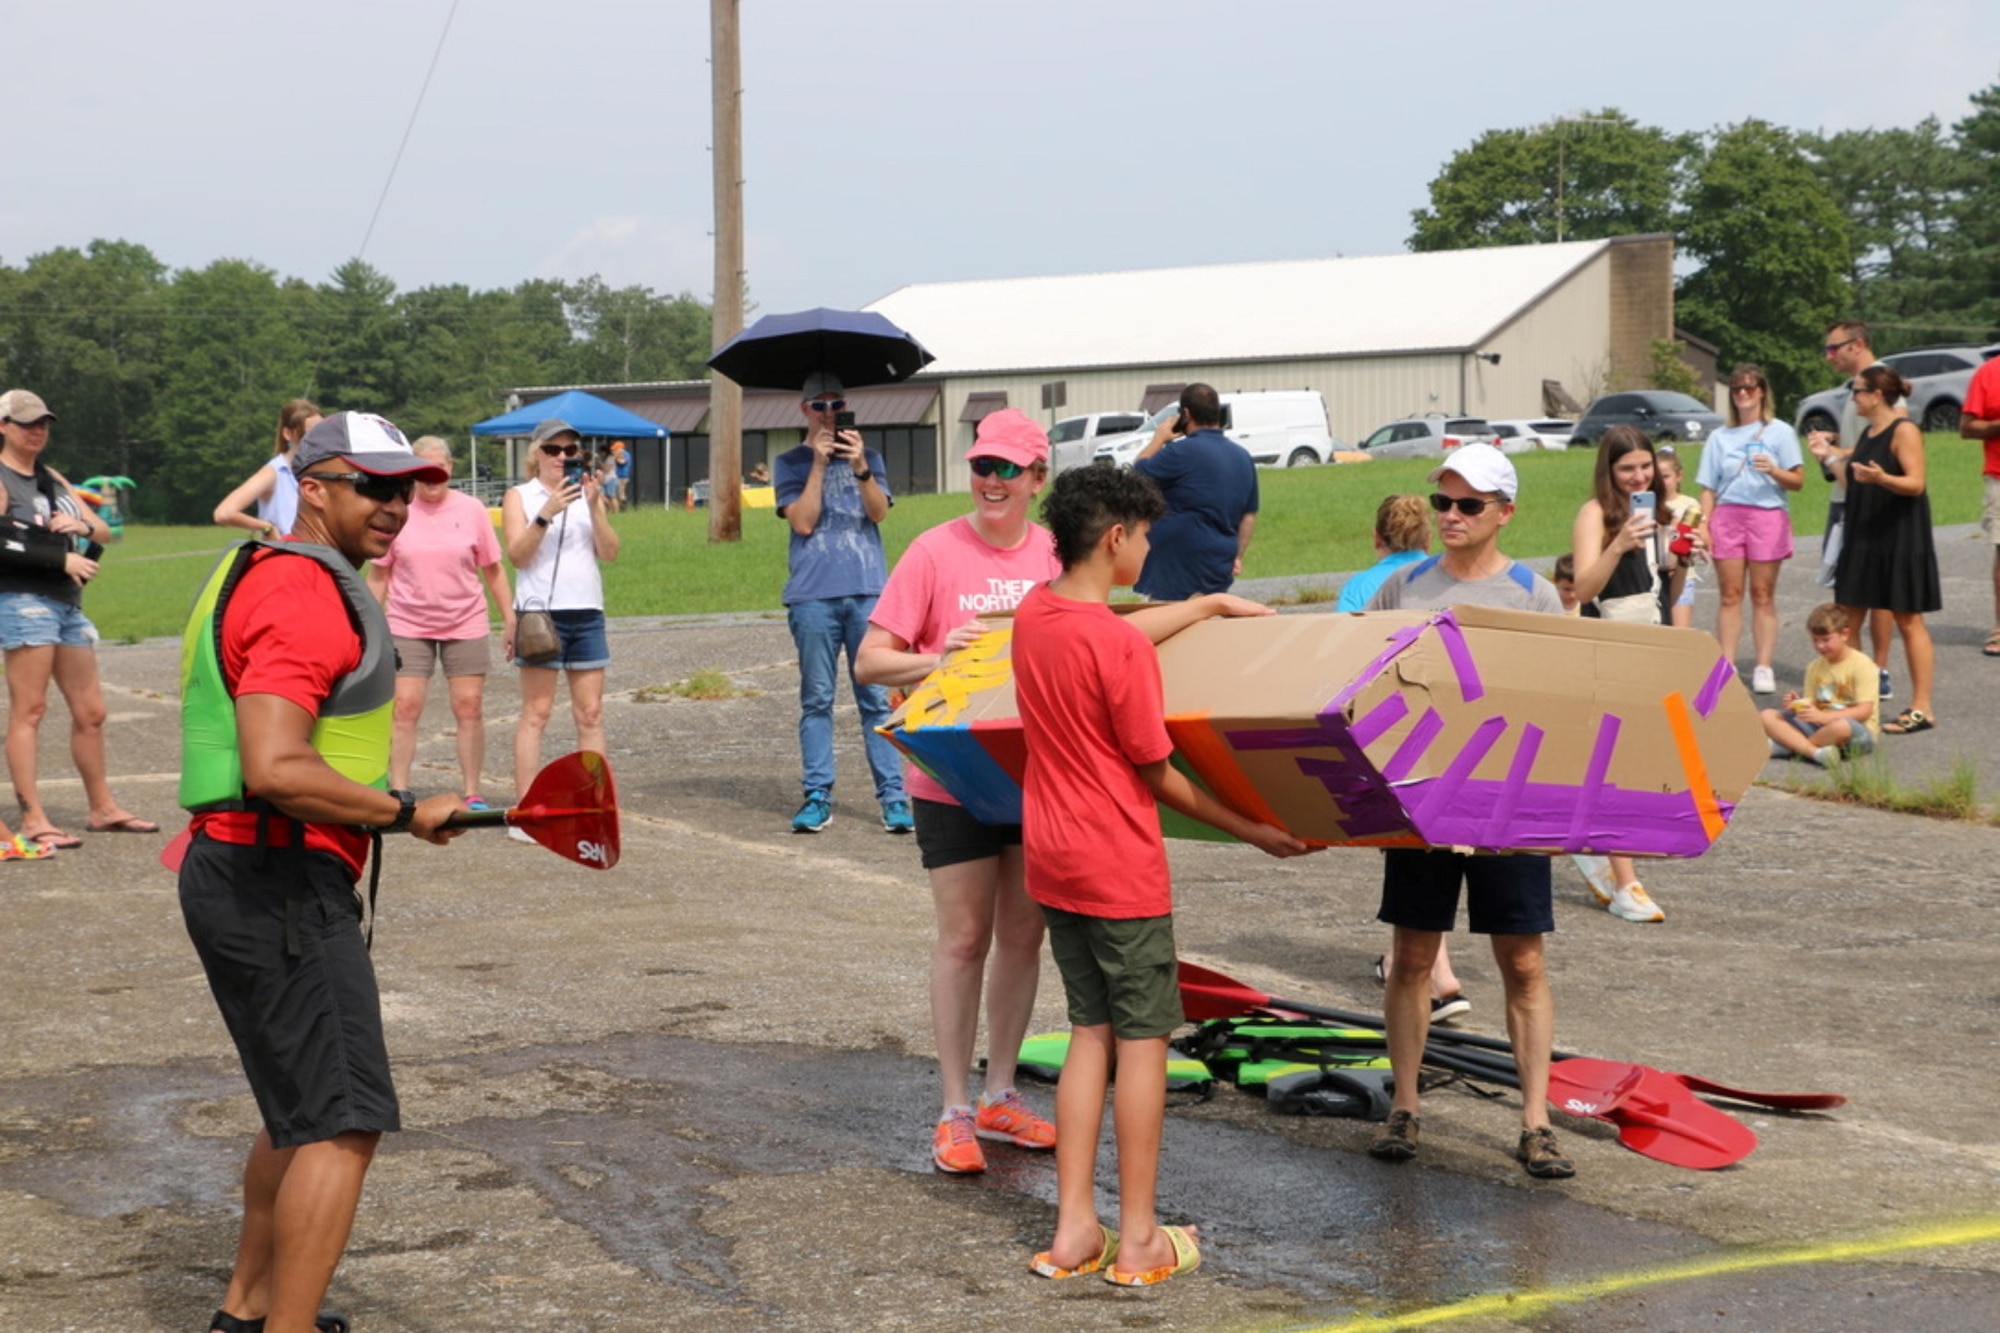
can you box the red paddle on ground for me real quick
[1548,1058,1758,1170]
[158,751,620,872]
[1176,960,1843,1113]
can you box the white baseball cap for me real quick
[1428,442,1517,501]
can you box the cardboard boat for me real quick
[881,607,1766,857]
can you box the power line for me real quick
[355,0,462,263]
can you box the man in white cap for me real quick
[176,411,469,1332]
[1360,443,1576,1180]
[771,372,910,834]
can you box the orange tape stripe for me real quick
[1165,713,1286,829]
[1663,691,1725,842]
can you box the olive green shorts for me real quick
[1041,906,1184,1040]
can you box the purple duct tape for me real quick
[1694,655,1734,719]
[1431,613,1486,703]
[1481,722,1543,846]
[1328,622,1428,712]
[1563,712,1622,847]
[1296,755,1413,839]
[1229,726,1339,752]
[1410,714,1508,827]
[1346,692,1410,749]
[1380,707,1445,784]
[1404,777,1733,856]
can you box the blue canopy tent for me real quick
[470,389,669,441]
[471,390,669,505]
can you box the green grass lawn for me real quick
[85,434,1986,642]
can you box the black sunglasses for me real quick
[969,457,1027,479]
[807,398,847,413]
[1823,337,1857,354]
[303,471,416,503]
[1429,492,1501,516]
[539,442,580,457]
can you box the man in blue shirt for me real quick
[772,373,911,834]
[1133,383,1258,600]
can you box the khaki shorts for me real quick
[1983,477,2000,544]
[394,634,491,679]
[1042,906,1183,1039]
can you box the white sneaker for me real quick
[1571,854,1617,906]
[1750,665,1776,695]
[1608,882,1665,923]
[507,825,536,844]
[1814,745,1841,768]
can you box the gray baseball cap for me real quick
[530,418,581,446]
[292,411,448,481]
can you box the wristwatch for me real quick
[383,789,417,834]
[533,515,551,528]
[854,469,874,483]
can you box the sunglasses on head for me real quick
[969,457,1027,480]
[1429,492,1501,516]
[807,398,846,413]
[539,442,580,457]
[303,471,416,503]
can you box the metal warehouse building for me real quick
[505,234,1680,505]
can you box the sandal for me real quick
[209,1311,350,1333]
[1985,631,2000,658]
[1883,708,1935,735]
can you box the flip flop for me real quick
[1030,1225,1118,1279]
[86,816,161,833]
[27,829,83,850]
[1104,1224,1200,1287]
[1984,631,2000,658]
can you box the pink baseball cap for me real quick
[968,408,1048,467]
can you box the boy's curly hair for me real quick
[1041,465,1166,569]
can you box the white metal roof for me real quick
[866,240,1610,376]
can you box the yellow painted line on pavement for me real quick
[1297,1216,2000,1332]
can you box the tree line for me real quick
[0,249,712,523]
[1409,73,2000,408]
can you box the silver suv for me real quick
[1356,415,1497,460]
[1795,344,2000,436]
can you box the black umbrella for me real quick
[706,307,934,392]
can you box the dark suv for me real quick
[1568,391,1725,449]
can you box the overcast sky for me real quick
[9,2,1997,314]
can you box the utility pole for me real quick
[1551,114,1617,243]
[708,0,745,542]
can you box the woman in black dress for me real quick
[1834,364,1940,733]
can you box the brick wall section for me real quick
[1607,234,1675,391]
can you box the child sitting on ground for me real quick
[1760,602,1879,766]
[1013,465,1311,1287]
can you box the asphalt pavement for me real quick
[3,526,1999,1331]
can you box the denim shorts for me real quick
[513,608,609,671]
[0,592,98,649]
[1780,708,1877,755]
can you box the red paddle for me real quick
[159,751,620,872]
[1548,1059,1758,1170]
[444,750,620,869]
[1177,960,1843,1113]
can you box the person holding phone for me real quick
[772,372,909,835]
[1131,383,1258,601]
[1566,424,1672,923]
[501,418,619,830]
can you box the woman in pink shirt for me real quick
[857,409,1063,1176]
[366,436,515,808]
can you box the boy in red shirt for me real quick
[1013,465,1311,1286]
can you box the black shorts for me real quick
[912,797,1021,870]
[1377,848,1555,936]
[179,834,400,1147]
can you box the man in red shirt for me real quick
[1961,355,2000,656]
[179,412,466,1333]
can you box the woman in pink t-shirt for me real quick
[857,409,1063,1176]
[365,436,515,808]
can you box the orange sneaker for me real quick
[932,1110,986,1174]
[975,1089,1056,1149]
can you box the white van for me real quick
[1091,390,1334,468]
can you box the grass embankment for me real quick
[86,433,1987,643]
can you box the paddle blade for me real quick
[1671,1072,1846,1112]
[1177,961,1273,1021]
[508,750,620,870]
[1553,1060,1756,1170]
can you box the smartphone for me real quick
[834,409,857,434]
[1631,492,1656,516]
[563,457,585,485]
